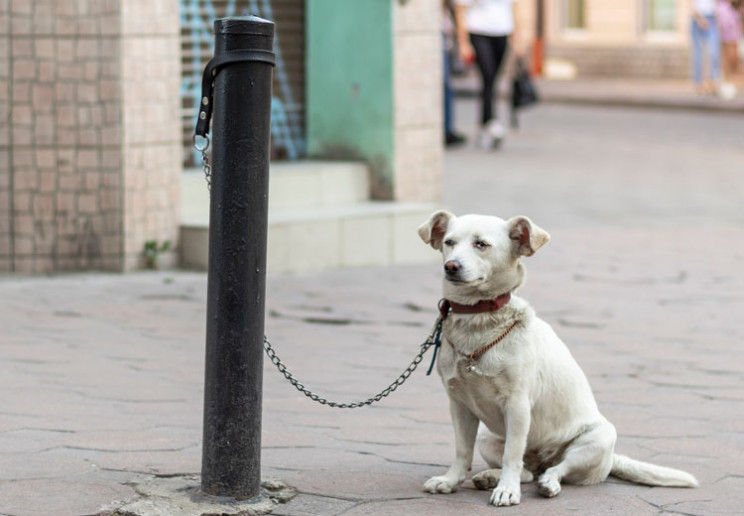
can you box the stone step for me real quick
[180,162,439,274]
[181,201,438,273]
[181,160,369,224]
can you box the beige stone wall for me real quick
[546,45,690,78]
[0,0,181,273]
[392,0,442,203]
[120,0,182,271]
[543,0,691,45]
[516,0,694,79]
[0,0,10,271]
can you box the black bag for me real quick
[510,59,539,128]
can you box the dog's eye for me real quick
[444,239,455,247]
[474,240,490,250]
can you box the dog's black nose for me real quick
[444,260,461,276]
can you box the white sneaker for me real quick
[478,120,505,149]
[718,82,737,101]
[487,119,506,139]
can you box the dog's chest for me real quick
[440,351,513,397]
[437,342,514,430]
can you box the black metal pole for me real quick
[202,16,274,501]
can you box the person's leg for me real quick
[691,18,704,88]
[728,42,740,75]
[486,35,509,125]
[443,37,453,136]
[470,34,509,126]
[443,40,466,146]
[469,33,497,125]
[481,36,509,148]
[722,42,734,79]
[470,34,510,148]
[707,16,721,83]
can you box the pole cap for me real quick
[215,16,275,36]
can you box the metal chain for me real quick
[193,134,211,190]
[263,316,443,409]
[195,128,442,408]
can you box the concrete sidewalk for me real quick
[2,104,744,515]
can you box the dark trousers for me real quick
[470,33,508,125]
[444,38,454,135]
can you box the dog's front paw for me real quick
[490,482,521,506]
[423,475,459,494]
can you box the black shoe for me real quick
[445,131,466,146]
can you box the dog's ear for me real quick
[418,210,454,250]
[508,216,550,257]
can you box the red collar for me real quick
[438,293,511,320]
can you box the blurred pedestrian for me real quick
[716,0,742,82]
[690,0,721,95]
[443,0,466,147]
[454,0,523,150]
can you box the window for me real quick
[646,0,676,31]
[565,0,586,30]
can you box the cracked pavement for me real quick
[1,102,744,515]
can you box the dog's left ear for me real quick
[418,210,454,250]
[508,216,550,257]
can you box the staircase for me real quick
[180,161,438,274]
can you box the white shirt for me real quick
[455,0,516,37]
[693,0,715,16]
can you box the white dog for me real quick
[418,211,697,507]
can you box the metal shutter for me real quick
[180,0,306,166]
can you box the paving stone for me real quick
[61,426,199,452]
[0,429,69,454]
[262,448,389,473]
[0,448,95,481]
[0,479,136,516]
[340,496,499,516]
[271,493,358,516]
[89,445,202,476]
[285,470,427,501]
[639,475,744,515]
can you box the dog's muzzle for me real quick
[444,260,461,278]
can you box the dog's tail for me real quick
[611,454,698,488]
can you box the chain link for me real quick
[263,317,443,409]
[193,134,211,190]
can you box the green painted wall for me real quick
[306,0,394,199]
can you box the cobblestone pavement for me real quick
[2,102,744,515]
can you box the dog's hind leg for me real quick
[473,469,534,490]
[476,423,504,468]
[537,421,616,498]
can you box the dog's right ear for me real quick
[418,210,454,250]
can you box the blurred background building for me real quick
[0,1,183,274]
[520,0,693,79]
[0,0,722,275]
[0,0,442,274]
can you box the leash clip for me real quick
[424,315,444,376]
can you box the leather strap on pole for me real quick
[194,49,276,138]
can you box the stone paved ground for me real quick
[1,101,744,515]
